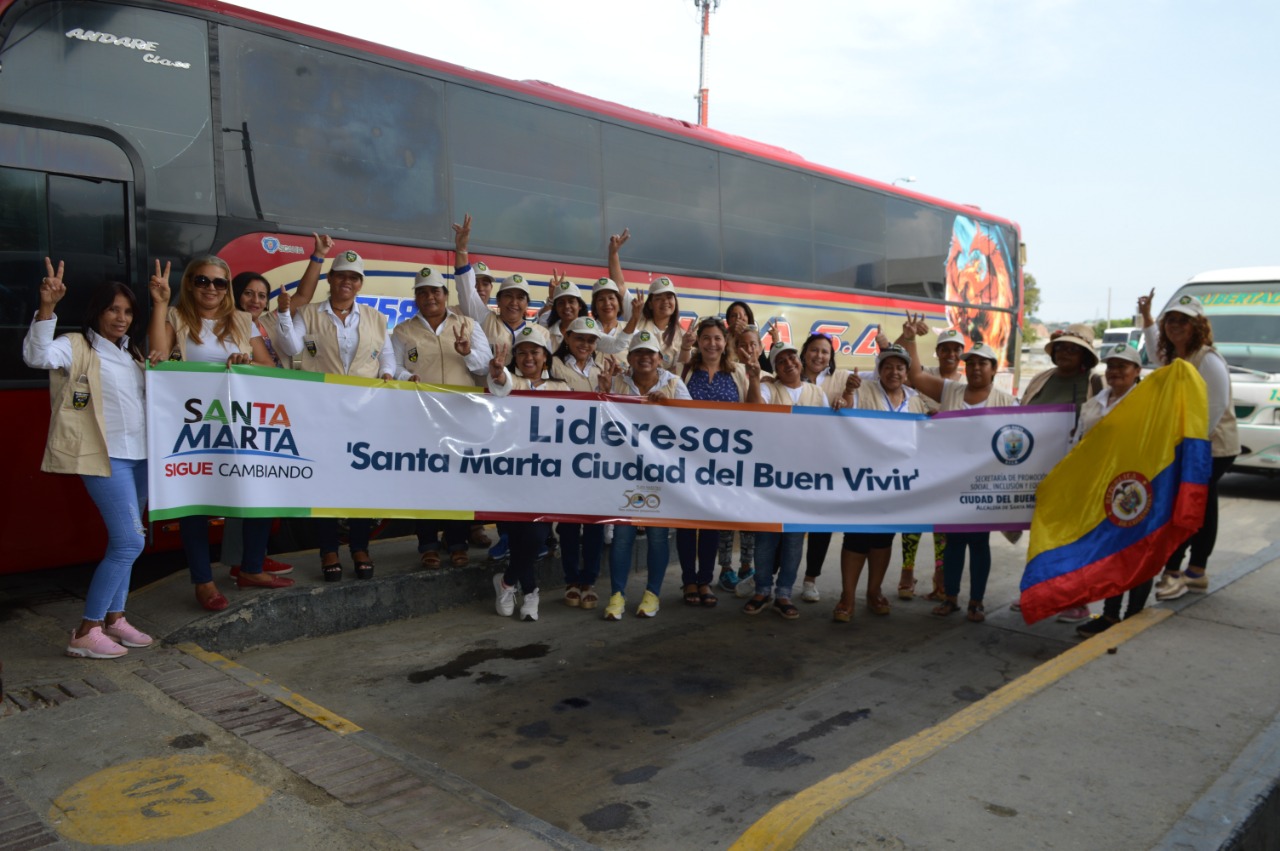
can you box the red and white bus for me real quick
[0,0,1024,573]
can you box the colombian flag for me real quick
[1019,360,1212,624]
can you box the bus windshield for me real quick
[1177,281,1280,374]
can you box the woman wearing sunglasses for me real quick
[148,257,292,612]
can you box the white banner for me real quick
[146,365,1074,532]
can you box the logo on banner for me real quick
[1104,472,1152,527]
[163,395,314,480]
[620,488,662,511]
[991,425,1033,465]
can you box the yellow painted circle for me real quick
[50,754,270,845]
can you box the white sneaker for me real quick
[735,579,755,599]
[603,524,614,545]
[1155,573,1188,601]
[520,588,540,622]
[494,573,517,616]
[800,581,820,603]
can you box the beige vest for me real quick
[167,307,253,361]
[481,312,523,354]
[636,319,681,371]
[940,380,1019,412]
[392,312,477,386]
[551,353,612,392]
[857,380,930,414]
[610,373,683,398]
[509,375,571,392]
[1020,367,1103,407]
[1186,346,1241,457]
[42,334,115,476]
[763,379,827,409]
[298,303,387,377]
[1076,393,1111,441]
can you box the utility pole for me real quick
[694,0,720,126]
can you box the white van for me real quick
[1164,268,1280,474]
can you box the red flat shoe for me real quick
[195,586,228,612]
[235,573,296,589]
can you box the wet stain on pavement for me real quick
[510,756,545,770]
[952,685,985,702]
[743,709,872,770]
[516,720,568,744]
[407,643,550,683]
[580,802,634,832]
[168,733,209,749]
[475,673,506,684]
[985,802,1018,817]
[613,765,660,785]
[556,697,591,710]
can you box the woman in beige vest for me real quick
[1138,291,1240,601]
[719,326,770,593]
[275,246,395,582]
[638,277,684,371]
[149,257,291,611]
[24,261,159,658]
[902,316,1017,623]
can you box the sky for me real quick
[233,0,1278,323]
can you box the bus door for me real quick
[0,123,134,572]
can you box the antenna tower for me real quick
[694,0,720,126]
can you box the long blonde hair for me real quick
[175,256,236,345]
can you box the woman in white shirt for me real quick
[23,261,157,659]
[901,316,1017,623]
[149,257,292,611]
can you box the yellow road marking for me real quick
[177,643,362,735]
[50,754,269,845]
[730,608,1173,851]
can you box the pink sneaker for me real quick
[66,626,128,659]
[1056,605,1091,624]
[104,616,154,648]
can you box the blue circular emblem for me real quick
[991,424,1034,466]
[261,237,280,254]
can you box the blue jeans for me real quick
[609,526,670,596]
[80,458,148,621]
[416,519,468,553]
[677,529,718,586]
[558,522,604,585]
[943,532,992,600]
[316,518,373,561]
[181,515,270,584]
[753,532,804,599]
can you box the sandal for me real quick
[737,565,755,583]
[353,559,374,581]
[420,550,441,569]
[897,571,916,600]
[926,567,946,602]
[450,550,469,568]
[772,599,799,620]
[832,601,853,623]
[868,592,891,616]
[698,585,718,608]
[564,585,582,607]
[967,601,986,623]
[321,559,342,583]
[932,598,961,617]
[684,585,702,607]
[580,586,600,610]
[742,596,770,615]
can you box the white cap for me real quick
[960,343,1000,364]
[551,281,585,303]
[413,266,442,289]
[511,323,553,354]
[1102,343,1143,367]
[629,330,662,354]
[330,250,364,278]
[498,273,531,296]
[648,277,676,297]
[769,342,800,371]
[1160,294,1206,320]
[592,277,621,297]
[935,328,965,348]
[474,261,495,282]
[564,316,604,338]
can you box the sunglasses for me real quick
[193,275,229,290]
